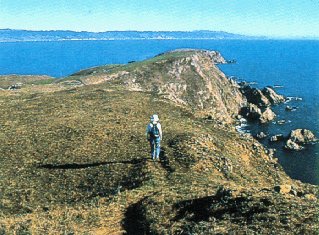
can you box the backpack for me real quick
[150,123,160,138]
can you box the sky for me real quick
[0,0,319,37]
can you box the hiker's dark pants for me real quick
[149,137,161,159]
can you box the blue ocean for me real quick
[0,40,318,185]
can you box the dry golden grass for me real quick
[0,51,318,234]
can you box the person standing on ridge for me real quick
[146,114,162,160]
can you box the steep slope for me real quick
[69,50,246,123]
[0,50,318,234]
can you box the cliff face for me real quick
[0,50,318,234]
[74,50,246,123]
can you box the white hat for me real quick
[151,114,159,123]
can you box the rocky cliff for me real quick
[0,50,317,234]
[72,49,246,123]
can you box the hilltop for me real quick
[0,50,318,234]
[70,49,245,123]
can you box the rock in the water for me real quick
[260,107,276,123]
[284,129,317,151]
[240,86,271,107]
[284,139,304,151]
[285,105,297,111]
[289,129,317,144]
[274,184,292,194]
[256,132,267,139]
[267,148,276,158]
[262,87,285,104]
[270,134,284,142]
[276,119,286,125]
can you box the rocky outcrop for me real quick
[239,84,285,125]
[240,85,285,107]
[262,87,285,104]
[241,104,276,124]
[256,132,267,139]
[289,129,317,144]
[285,139,304,151]
[239,85,284,124]
[240,85,271,107]
[266,148,276,158]
[284,129,317,151]
[270,134,285,142]
[260,107,276,123]
[240,103,262,120]
[285,105,297,111]
[276,119,286,125]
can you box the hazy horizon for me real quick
[1,28,318,40]
[1,0,318,38]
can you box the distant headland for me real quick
[0,29,267,42]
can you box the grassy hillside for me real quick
[0,75,55,89]
[67,49,244,123]
[0,50,318,234]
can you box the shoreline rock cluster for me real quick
[239,84,285,123]
[268,129,318,151]
[234,81,317,152]
[284,129,318,151]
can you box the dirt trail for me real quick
[92,150,174,234]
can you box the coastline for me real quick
[0,49,318,233]
[1,40,318,185]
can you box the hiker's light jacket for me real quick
[146,122,162,140]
